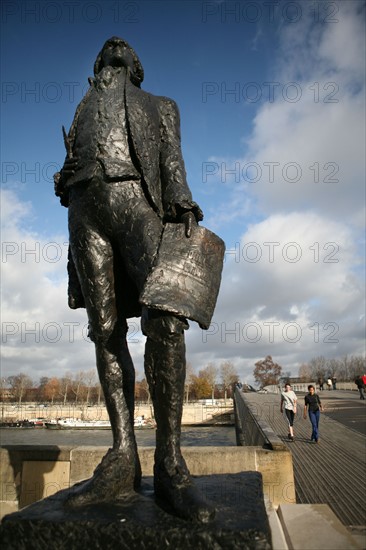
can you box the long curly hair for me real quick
[93,37,144,87]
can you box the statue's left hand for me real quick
[180,211,197,238]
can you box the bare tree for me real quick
[309,356,327,380]
[298,364,312,382]
[336,355,350,381]
[37,377,50,402]
[344,355,366,381]
[59,373,73,405]
[7,374,33,406]
[70,371,86,404]
[220,361,239,404]
[84,369,96,405]
[327,358,340,378]
[96,381,103,405]
[184,363,194,403]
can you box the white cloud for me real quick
[1,189,96,380]
[207,3,365,231]
[244,91,365,226]
[194,2,365,380]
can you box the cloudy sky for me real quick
[1,0,365,385]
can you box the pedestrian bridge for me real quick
[234,388,366,533]
[1,389,364,548]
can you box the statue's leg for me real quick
[94,320,142,487]
[143,311,216,523]
[67,222,141,505]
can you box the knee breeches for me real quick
[68,178,163,342]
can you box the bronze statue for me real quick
[54,37,223,523]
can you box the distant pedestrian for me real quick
[362,374,366,387]
[326,378,332,390]
[304,385,324,443]
[318,377,324,391]
[354,376,365,400]
[280,383,297,441]
[331,376,337,390]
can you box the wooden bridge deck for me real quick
[242,390,366,527]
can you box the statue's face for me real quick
[101,41,134,72]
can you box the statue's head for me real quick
[94,37,144,87]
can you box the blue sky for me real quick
[1,0,365,385]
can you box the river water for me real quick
[0,426,236,447]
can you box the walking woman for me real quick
[304,385,324,443]
[280,383,297,441]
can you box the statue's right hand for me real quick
[61,157,78,180]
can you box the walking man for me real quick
[355,376,365,400]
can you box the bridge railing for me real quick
[234,388,286,451]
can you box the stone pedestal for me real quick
[1,473,271,549]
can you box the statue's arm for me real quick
[158,97,203,224]
[53,170,69,207]
[54,86,92,207]
[54,126,78,208]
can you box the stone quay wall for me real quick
[1,401,234,426]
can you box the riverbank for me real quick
[0,400,234,426]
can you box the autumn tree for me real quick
[43,378,61,403]
[253,356,282,388]
[136,378,150,403]
[190,373,211,400]
[201,363,217,402]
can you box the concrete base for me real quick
[1,473,271,550]
[278,504,362,550]
[0,445,295,515]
